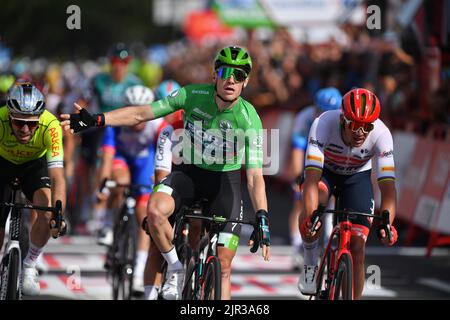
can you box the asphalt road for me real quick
[20,236,450,300]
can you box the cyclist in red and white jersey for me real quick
[298,88,398,299]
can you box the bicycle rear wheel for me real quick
[201,256,221,300]
[333,253,353,300]
[182,256,197,300]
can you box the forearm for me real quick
[104,105,155,127]
[303,178,319,216]
[97,153,114,184]
[379,181,397,224]
[50,169,66,213]
[247,173,268,212]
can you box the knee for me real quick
[147,202,164,227]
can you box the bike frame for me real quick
[313,206,391,300]
[316,216,354,300]
[183,213,256,300]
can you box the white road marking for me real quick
[417,278,450,293]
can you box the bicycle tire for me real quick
[5,248,21,300]
[112,216,137,300]
[333,253,353,300]
[182,256,197,300]
[201,256,221,300]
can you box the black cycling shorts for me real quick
[321,168,374,241]
[153,164,243,248]
[300,168,375,241]
[0,155,51,228]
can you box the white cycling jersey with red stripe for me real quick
[304,110,395,182]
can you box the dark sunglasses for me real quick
[217,66,248,82]
[342,116,374,133]
[10,116,40,129]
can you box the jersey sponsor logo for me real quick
[219,120,233,132]
[169,89,180,98]
[324,160,366,173]
[156,129,171,161]
[191,89,209,95]
[185,121,236,153]
[379,150,394,158]
[309,138,324,148]
[5,149,34,157]
[193,108,213,120]
[49,127,60,157]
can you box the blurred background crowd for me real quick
[0,0,449,243]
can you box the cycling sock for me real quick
[23,242,43,268]
[303,239,319,266]
[144,285,159,300]
[291,233,302,248]
[135,250,147,276]
[162,247,182,271]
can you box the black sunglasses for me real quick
[10,116,40,129]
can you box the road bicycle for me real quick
[308,203,393,300]
[0,178,64,300]
[100,179,151,300]
[181,204,261,300]
[154,200,202,299]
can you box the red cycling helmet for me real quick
[342,88,380,123]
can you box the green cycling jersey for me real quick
[150,84,263,172]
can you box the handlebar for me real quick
[0,200,66,238]
[183,214,261,253]
[309,206,393,241]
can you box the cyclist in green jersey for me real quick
[62,46,271,300]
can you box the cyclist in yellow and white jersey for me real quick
[0,83,66,296]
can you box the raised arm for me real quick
[60,103,155,133]
[61,86,186,134]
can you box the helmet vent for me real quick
[361,93,366,116]
[350,92,356,115]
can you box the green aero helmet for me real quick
[214,46,252,75]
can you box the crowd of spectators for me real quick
[161,25,450,141]
[1,24,449,142]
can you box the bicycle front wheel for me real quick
[201,256,221,300]
[112,217,137,300]
[4,248,21,300]
[333,253,353,300]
